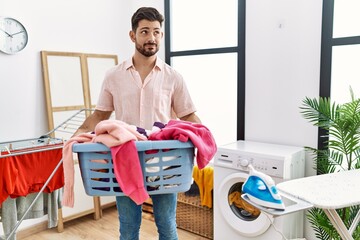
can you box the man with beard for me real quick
[73,7,200,240]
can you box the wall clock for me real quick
[0,17,28,54]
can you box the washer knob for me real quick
[239,158,249,167]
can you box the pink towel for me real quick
[93,120,147,146]
[149,120,217,169]
[62,133,95,207]
[94,120,149,205]
[111,141,149,205]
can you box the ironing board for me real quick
[275,169,360,240]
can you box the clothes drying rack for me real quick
[0,109,93,240]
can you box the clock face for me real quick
[0,17,28,54]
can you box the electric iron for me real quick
[242,165,285,210]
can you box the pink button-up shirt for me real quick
[96,57,197,129]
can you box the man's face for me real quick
[131,19,163,57]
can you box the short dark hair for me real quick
[131,7,164,31]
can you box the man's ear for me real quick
[129,30,136,42]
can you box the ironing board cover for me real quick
[277,169,360,209]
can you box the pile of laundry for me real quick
[62,119,217,207]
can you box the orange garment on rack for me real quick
[0,145,64,205]
[0,157,18,205]
[192,165,213,208]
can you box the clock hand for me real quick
[0,28,12,37]
[10,30,25,37]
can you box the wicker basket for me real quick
[72,140,194,196]
[176,192,213,239]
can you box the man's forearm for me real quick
[180,112,202,123]
[73,110,112,136]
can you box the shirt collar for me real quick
[125,57,163,71]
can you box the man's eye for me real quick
[141,30,148,34]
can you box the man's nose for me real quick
[149,32,157,41]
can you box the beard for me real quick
[135,42,159,57]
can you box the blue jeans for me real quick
[116,193,178,240]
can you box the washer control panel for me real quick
[215,151,285,178]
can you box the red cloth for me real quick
[111,141,149,205]
[0,147,64,205]
[148,120,217,169]
[0,158,18,205]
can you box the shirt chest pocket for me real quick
[153,90,171,112]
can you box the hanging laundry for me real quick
[192,165,214,208]
[0,147,63,205]
[0,158,18,205]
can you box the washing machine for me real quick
[214,140,305,239]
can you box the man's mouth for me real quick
[145,43,156,47]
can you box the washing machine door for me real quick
[217,172,273,237]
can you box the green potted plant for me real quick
[300,88,360,239]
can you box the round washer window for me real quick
[228,182,261,221]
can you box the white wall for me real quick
[1,0,322,239]
[0,0,164,142]
[246,0,322,176]
[245,1,323,239]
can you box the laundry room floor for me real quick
[19,206,209,240]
